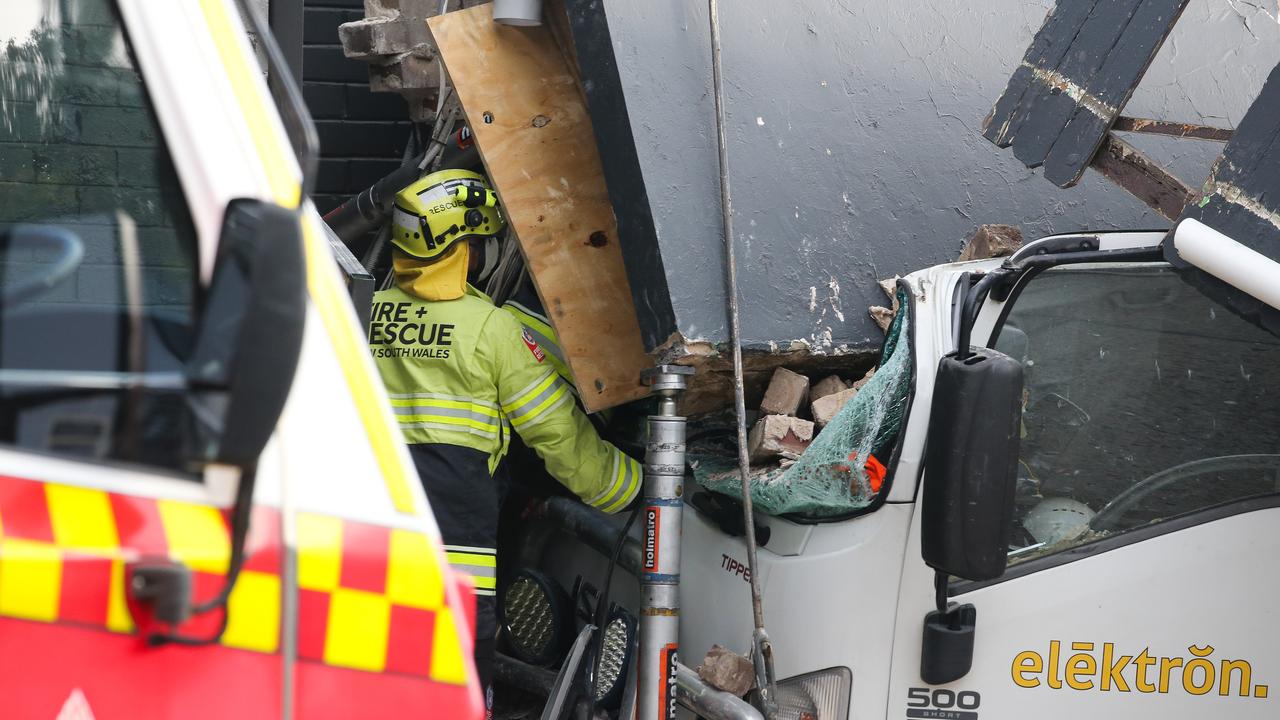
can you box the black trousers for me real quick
[408,440,554,712]
[407,443,503,641]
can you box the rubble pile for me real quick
[692,281,913,518]
[746,366,876,467]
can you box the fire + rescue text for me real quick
[369,301,454,358]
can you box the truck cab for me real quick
[0,1,481,717]
[671,228,1280,719]
[510,227,1280,720]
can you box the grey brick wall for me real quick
[301,0,412,214]
[0,4,197,316]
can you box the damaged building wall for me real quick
[582,0,1280,355]
[300,0,414,214]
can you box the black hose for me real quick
[537,497,642,576]
[322,160,424,244]
[321,131,483,246]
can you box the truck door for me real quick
[894,258,1280,719]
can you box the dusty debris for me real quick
[748,414,814,462]
[337,0,461,120]
[868,277,901,334]
[868,306,894,333]
[759,367,809,417]
[696,645,755,697]
[957,223,1023,262]
[650,330,878,417]
[812,386,858,427]
[810,374,849,404]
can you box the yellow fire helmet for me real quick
[390,169,506,260]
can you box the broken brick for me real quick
[958,223,1023,262]
[748,414,814,462]
[810,374,849,404]
[878,276,901,314]
[697,644,755,697]
[759,367,809,417]
[868,306,894,333]
[812,387,858,427]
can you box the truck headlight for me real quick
[772,667,851,720]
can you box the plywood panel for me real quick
[429,5,650,412]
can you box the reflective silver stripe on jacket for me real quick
[502,370,573,429]
[388,394,502,439]
[587,451,641,513]
[444,545,498,596]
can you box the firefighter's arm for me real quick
[502,299,575,386]
[482,309,640,513]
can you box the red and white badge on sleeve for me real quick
[522,328,546,363]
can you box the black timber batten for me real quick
[982,0,1189,188]
[562,0,678,353]
[1164,64,1280,335]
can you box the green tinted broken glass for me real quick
[696,288,913,518]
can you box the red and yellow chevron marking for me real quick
[0,475,471,684]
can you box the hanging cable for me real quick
[588,503,641,719]
[708,0,777,715]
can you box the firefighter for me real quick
[368,169,642,707]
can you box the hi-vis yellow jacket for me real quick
[503,295,572,385]
[369,284,640,514]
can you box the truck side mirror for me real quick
[187,199,307,466]
[921,348,1023,581]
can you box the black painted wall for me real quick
[577,0,1279,354]
[298,0,413,214]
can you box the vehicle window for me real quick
[0,0,201,474]
[994,265,1280,564]
[693,287,914,519]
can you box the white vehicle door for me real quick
[891,252,1280,720]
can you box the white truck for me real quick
[509,221,1280,720]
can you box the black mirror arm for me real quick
[191,464,256,615]
[955,270,1008,360]
[145,464,257,647]
[934,570,949,614]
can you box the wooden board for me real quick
[429,5,650,412]
[1091,134,1192,221]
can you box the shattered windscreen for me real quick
[695,289,913,518]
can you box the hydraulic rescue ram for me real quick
[638,365,694,720]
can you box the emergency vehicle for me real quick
[0,0,482,717]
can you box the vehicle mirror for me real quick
[187,199,306,467]
[920,347,1023,581]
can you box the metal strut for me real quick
[707,0,777,716]
[638,365,693,720]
